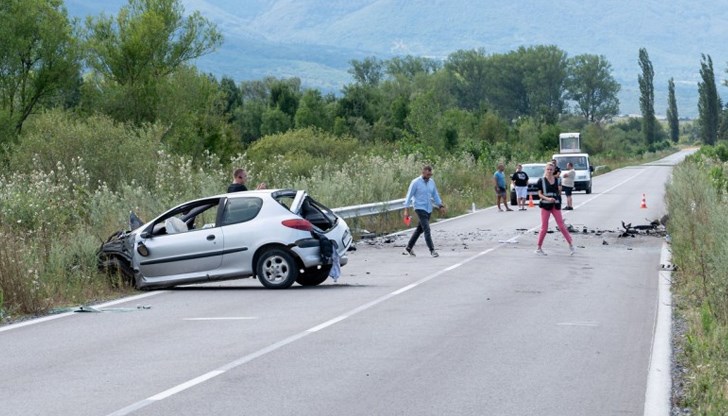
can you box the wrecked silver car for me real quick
[98,189,352,289]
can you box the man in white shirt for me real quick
[561,162,576,210]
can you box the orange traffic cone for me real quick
[528,194,535,208]
[640,194,647,209]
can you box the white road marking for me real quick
[556,321,600,327]
[643,242,673,416]
[183,317,258,321]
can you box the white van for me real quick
[552,153,593,194]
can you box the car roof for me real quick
[182,189,300,203]
[522,163,547,167]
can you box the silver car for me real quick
[98,189,352,289]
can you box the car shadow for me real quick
[168,282,367,291]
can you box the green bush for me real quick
[9,109,163,191]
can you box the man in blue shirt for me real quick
[493,162,513,212]
[403,165,446,257]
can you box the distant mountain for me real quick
[66,0,728,118]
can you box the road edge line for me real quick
[643,241,673,415]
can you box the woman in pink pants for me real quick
[535,162,575,256]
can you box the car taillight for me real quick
[282,219,313,231]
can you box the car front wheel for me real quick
[256,248,298,289]
[297,265,332,286]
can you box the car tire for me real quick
[297,265,332,286]
[256,248,298,289]
[510,191,517,206]
[586,182,592,194]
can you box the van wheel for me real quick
[586,182,592,194]
[510,191,517,206]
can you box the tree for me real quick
[666,78,679,143]
[0,0,80,136]
[444,49,491,111]
[295,89,332,130]
[484,52,528,120]
[219,76,242,118]
[517,45,568,124]
[698,54,721,145]
[83,0,222,123]
[385,56,441,80]
[348,57,384,86]
[566,54,620,123]
[638,48,657,145]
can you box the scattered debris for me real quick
[618,220,667,238]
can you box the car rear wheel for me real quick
[256,248,298,289]
[297,265,332,286]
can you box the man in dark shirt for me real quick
[551,159,561,179]
[511,164,530,211]
[227,168,266,193]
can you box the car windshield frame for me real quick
[555,156,588,170]
[522,165,545,178]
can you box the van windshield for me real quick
[555,156,588,170]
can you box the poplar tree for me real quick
[666,78,679,143]
[638,48,657,145]
[698,54,721,145]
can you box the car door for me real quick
[217,196,263,275]
[136,198,224,280]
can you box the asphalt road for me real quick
[0,151,690,416]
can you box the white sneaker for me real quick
[569,245,575,256]
[535,248,547,256]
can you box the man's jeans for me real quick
[407,209,434,251]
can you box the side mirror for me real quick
[140,231,151,239]
[590,165,594,172]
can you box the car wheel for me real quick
[510,191,517,206]
[586,182,592,194]
[256,248,298,289]
[297,265,332,286]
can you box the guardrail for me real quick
[332,198,405,219]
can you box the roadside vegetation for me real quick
[666,145,728,414]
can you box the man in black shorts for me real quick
[561,162,575,210]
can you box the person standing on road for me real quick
[511,163,530,211]
[535,162,575,256]
[228,168,266,193]
[551,159,562,179]
[561,162,575,210]
[403,165,446,258]
[493,163,513,212]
